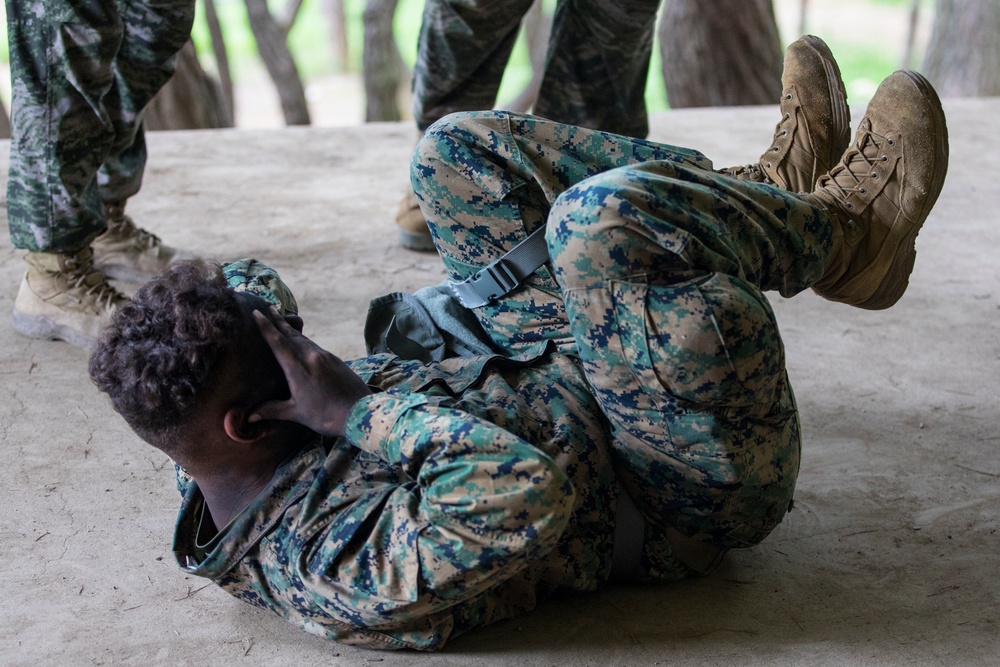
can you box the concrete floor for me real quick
[1,99,997,666]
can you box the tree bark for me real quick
[145,41,232,130]
[362,0,405,122]
[923,0,1000,97]
[659,0,783,108]
[203,0,235,124]
[279,0,306,38]
[323,0,350,72]
[244,0,312,125]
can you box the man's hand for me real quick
[250,309,372,437]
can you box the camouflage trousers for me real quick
[5,0,195,253]
[412,0,659,137]
[411,110,836,554]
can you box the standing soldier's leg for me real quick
[91,0,197,282]
[6,0,123,252]
[97,0,195,205]
[534,0,660,138]
[411,0,535,132]
[400,0,534,251]
[7,0,195,348]
[7,0,130,348]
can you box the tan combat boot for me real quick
[396,188,436,252]
[806,70,949,310]
[92,201,190,281]
[722,35,851,192]
[12,248,128,349]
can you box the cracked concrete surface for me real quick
[0,100,997,666]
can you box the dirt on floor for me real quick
[0,95,997,666]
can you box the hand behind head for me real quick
[250,309,372,437]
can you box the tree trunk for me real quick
[203,0,235,124]
[923,0,1000,97]
[362,0,404,122]
[323,0,350,71]
[244,0,312,125]
[145,41,232,130]
[659,0,782,108]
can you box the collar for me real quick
[173,444,326,577]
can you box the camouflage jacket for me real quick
[172,343,619,650]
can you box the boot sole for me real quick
[858,70,949,310]
[12,310,97,349]
[399,229,437,252]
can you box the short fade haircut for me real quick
[89,261,241,449]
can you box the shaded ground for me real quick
[1,96,997,665]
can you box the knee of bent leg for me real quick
[548,170,680,289]
[411,110,512,193]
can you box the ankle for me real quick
[24,248,93,275]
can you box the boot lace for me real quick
[719,162,775,185]
[719,101,793,184]
[107,214,163,250]
[763,104,794,168]
[820,119,892,211]
[63,253,124,311]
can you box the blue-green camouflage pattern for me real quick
[412,110,833,554]
[223,258,300,316]
[413,0,660,137]
[5,0,195,253]
[176,346,620,650]
[170,110,837,650]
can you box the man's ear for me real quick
[223,407,268,444]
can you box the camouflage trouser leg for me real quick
[534,0,659,138]
[413,110,835,571]
[412,110,706,351]
[97,0,196,204]
[5,0,195,253]
[546,159,834,558]
[412,0,658,137]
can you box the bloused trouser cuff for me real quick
[5,0,195,252]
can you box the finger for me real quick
[266,307,301,336]
[252,309,298,359]
[249,397,294,424]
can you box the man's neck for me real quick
[197,464,277,530]
[187,430,313,531]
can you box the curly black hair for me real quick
[89,261,242,449]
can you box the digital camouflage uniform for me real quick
[413,0,660,137]
[5,0,195,252]
[416,111,827,554]
[172,111,833,650]
[176,345,619,650]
